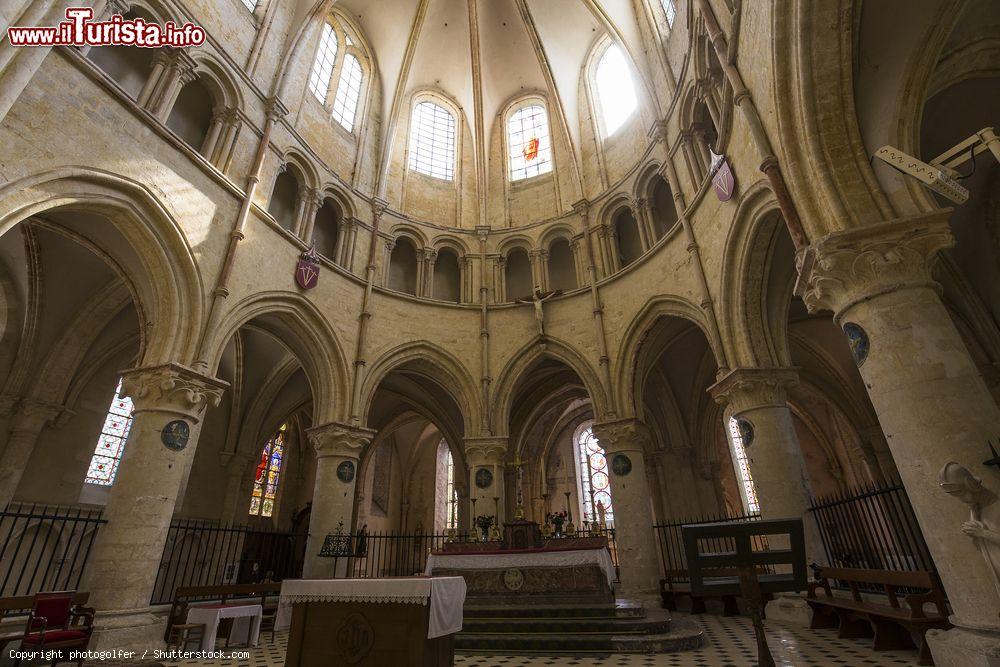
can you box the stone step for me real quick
[462,608,672,635]
[463,600,644,620]
[455,617,704,655]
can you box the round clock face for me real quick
[503,567,524,591]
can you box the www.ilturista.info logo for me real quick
[7,7,206,48]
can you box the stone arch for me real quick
[278,149,321,190]
[360,341,481,437]
[492,337,609,435]
[718,182,791,368]
[0,167,204,365]
[207,292,350,425]
[188,52,244,112]
[613,295,719,418]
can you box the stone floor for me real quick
[146,613,918,667]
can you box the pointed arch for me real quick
[492,337,609,435]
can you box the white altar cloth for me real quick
[274,577,467,639]
[186,603,262,652]
[424,547,617,589]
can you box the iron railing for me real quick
[330,528,620,582]
[0,503,106,598]
[150,518,304,604]
[654,511,766,575]
[808,481,935,574]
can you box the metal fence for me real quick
[330,528,620,582]
[150,518,305,604]
[0,503,106,598]
[808,481,935,573]
[654,511,766,574]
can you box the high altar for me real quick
[424,520,617,606]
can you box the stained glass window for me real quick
[660,0,676,28]
[728,417,761,514]
[309,23,338,104]
[249,423,287,518]
[595,43,638,136]
[332,54,363,133]
[241,0,258,12]
[85,378,134,486]
[408,101,456,181]
[508,104,552,181]
[577,424,614,524]
[445,447,458,530]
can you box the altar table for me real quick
[276,577,466,667]
[424,544,616,606]
[186,603,262,651]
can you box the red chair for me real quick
[15,591,94,666]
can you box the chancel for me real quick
[0,0,999,666]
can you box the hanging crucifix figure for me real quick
[516,288,562,337]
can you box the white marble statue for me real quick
[596,499,607,528]
[939,461,1000,600]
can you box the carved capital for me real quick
[307,422,375,460]
[794,213,954,318]
[371,198,389,220]
[464,437,507,465]
[710,367,798,414]
[10,399,65,434]
[647,120,668,143]
[120,363,227,420]
[265,96,289,122]
[699,460,722,480]
[572,199,591,218]
[592,418,652,455]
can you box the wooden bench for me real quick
[165,583,282,645]
[661,568,771,616]
[807,567,950,666]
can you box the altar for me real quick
[275,577,466,666]
[424,534,616,606]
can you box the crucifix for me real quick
[515,288,562,337]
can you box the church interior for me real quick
[1,0,999,665]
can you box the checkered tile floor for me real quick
[156,614,918,667]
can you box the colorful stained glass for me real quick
[249,423,287,518]
[728,417,761,514]
[445,445,458,530]
[85,379,134,486]
[508,105,552,181]
[577,424,614,524]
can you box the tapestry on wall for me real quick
[371,439,392,516]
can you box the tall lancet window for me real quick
[727,416,761,514]
[575,423,614,524]
[435,440,459,531]
[595,43,638,136]
[660,0,676,28]
[85,378,135,486]
[507,104,552,181]
[332,54,363,132]
[250,423,287,518]
[408,101,456,181]
[309,23,338,104]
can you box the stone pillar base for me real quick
[88,609,166,652]
[926,626,1000,667]
[763,592,812,627]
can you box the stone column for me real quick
[630,198,652,251]
[592,419,661,601]
[147,49,197,121]
[797,214,1000,660]
[302,422,374,579]
[298,188,323,243]
[422,248,437,297]
[218,451,255,521]
[859,425,900,483]
[464,438,507,529]
[0,399,65,508]
[84,363,226,649]
[710,367,825,561]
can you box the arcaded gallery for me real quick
[0,0,997,665]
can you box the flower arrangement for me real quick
[547,510,568,536]
[474,514,495,540]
